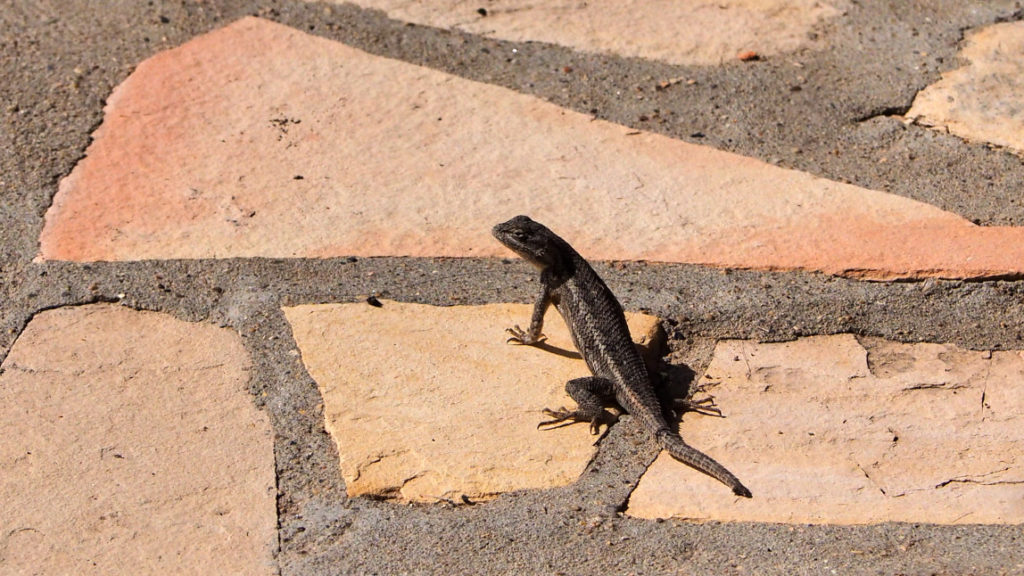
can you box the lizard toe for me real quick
[505,325,546,345]
[537,407,578,429]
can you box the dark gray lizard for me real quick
[492,215,752,498]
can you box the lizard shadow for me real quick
[655,361,696,402]
[529,341,582,360]
[652,360,726,430]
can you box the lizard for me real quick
[492,215,752,498]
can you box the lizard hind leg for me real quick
[538,376,617,435]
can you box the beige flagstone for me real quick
[626,334,1024,524]
[316,0,844,66]
[283,300,662,502]
[909,21,1024,156]
[0,304,277,574]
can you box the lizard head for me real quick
[491,215,565,270]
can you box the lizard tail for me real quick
[655,429,752,498]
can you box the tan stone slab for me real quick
[38,17,1024,280]
[0,304,276,574]
[626,335,1024,524]
[909,21,1024,156]
[282,300,662,502]
[318,0,843,66]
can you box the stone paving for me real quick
[1,305,276,574]
[282,301,665,501]
[629,335,1024,524]
[4,1,1024,574]
[38,17,1024,279]
[322,0,844,66]
[908,20,1024,157]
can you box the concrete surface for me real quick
[3,1,1024,574]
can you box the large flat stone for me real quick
[282,300,662,502]
[38,17,1024,280]
[908,21,1024,156]
[626,335,1024,524]
[0,304,276,574]
[318,0,842,66]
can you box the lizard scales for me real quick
[493,215,751,498]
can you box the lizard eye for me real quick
[512,230,527,239]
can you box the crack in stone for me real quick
[0,362,88,377]
[351,448,413,490]
[853,103,914,123]
[935,466,1019,489]
[397,471,426,498]
[900,381,969,392]
[979,358,993,420]
[853,458,886,496]
[0,527,43,560]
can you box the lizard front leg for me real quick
[506,282,551,345]
[538,376,618,435]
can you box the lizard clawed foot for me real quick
[538,408,607,435]
[672,395,723,417]
[505,325,546,345]
[537,407,577,430]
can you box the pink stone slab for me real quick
[38,17,1024,280]
[0,304,276,574]
[626,335,1024,524]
